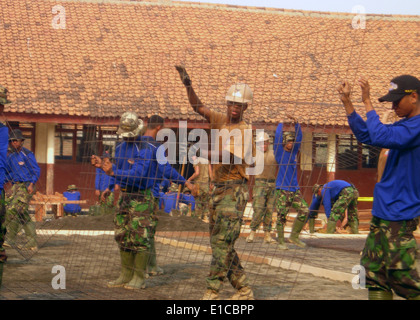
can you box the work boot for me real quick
[263,231,276,244]
[308,218,315,233]
[276,224,288,250]
[201,289,220,300]
[246,230,256,243]
[326,220,337,234]
[228,286,254,300]
[288,218,307,248]
[107,250,134,288]
[124,250,148,290]
[368,289,393,300]
[348,219,359,234]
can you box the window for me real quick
[313,133,328,167]
[337,134,358,170]
[362,144,381,168]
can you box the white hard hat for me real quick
[225,83,253,104]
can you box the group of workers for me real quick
[0,71,420,301]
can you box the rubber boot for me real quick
[246,230,256,243]
[308,218,315,234]
[368,289,393,300]
[124,250,148,290]
[276,224,288,250]
[5,218,20,246]
[107,250,134,288]
[263,231,276,244]
[288,218,307,248]
[22,220,37,249]
[147,239,163,277]
[0,262,3,288]
[228,286,255,300]
[201,289,220,300]
[348,219,359,234]
[326,220,337,234]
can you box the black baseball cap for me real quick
[378,75,420,102]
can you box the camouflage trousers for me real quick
[360,216,420,299]
[275,189,309,227]
[250,180,276,232]
[5,183,37,248]
[206,181,249,292]
[196,183,210,219]
[0,190,7,263]
[114,189,157,253]
[328,187,359,223]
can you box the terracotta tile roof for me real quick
[0,0,419,127]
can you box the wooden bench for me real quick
[30,192,87,221]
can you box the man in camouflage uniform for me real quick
[93,151,116,215]
[310,180,359,234]
[177,65,255,300]
[246,132,277,244]
[0,85,10,287]
[274,120,309,250]
[5,129,40,250]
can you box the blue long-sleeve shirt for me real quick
[63,191,82,214]
[309,180,352,218]
[0,125,8,190]
[95,168,115,192]
[348,110,420,221]
[274,123,302,191]
[6,147,40,184]
[112,136,186,193]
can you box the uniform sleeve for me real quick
[366,110,420,149]
[309,195,322,218]
[347,111,373,145]
[27,152,41,183]
[274,123,284,163]
[95,168,101,190]
[291,123,302,157]
[322,189,332,218]
[113,149,152,186]
[159,162,186,185]
[0,126,8,189]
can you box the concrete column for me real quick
[35,123,56,195]
[326,133,336,182]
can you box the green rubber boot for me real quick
[348,219,359,234]
[308,218,315,234]
[6,218,20,246]
[107,250,134,288]
[288,218,307,248]
[147,239,163,276]
[276,224,288,250]
[22,220,38,249]
[326,220,337,234]
[368,289,393,300]
[124,250,148,290]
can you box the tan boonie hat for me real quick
[225,83,253,104]
[283,132,295,144]
[67,184,78,191]
[0,85,11,105]
[117,112,144,138]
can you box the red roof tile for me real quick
[0,0,419,127]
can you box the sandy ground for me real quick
[0,211,411,304]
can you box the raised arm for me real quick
[175,65,212,122]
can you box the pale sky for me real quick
[176,0,420,15]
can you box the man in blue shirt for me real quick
[5,129,40,250]
[309,180,359,234]
[94,151,115,215]
[0,87,10,287]
[92,113,195,290]
[63,185,82,216]
[338,75,420,300]
[274,119,309,249]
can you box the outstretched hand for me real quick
[91,155,102,168]
[175,65,192,86]
[101,158,114,176]
[358,77,371,103]
[337,81,351,103]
